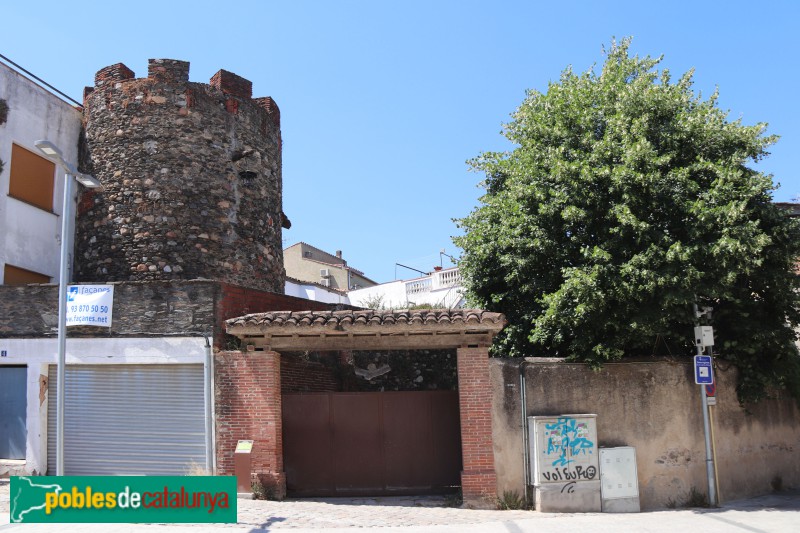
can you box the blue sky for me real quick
[3,1,798,283]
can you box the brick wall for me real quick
[210,69,253,99]
[280,353,340,393]
[254,97,280,128]
[216,282,335,346]
[213,341,496,504]
[457,346,497,508]
[94,63,135,85]
[215,350,285,498]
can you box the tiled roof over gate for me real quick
[225,309,506,351]
[227,309,504,330]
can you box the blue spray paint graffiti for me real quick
[544,417,595,467]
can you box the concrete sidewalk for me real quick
[2,479,799,532]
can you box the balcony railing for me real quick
[404,267,461,297]
[433,268,461,289]
[405,277,432,295]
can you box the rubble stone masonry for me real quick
[76,59,285,292]
[0,280,332,347]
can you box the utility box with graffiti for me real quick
[528,414,601,512]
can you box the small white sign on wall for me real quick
[66,284,114,327]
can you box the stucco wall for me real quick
[285,279,348,304]
[284,244,345,288]
[349,275,465,309]
[284,243,374,290]
[491,358,800,509]
[349,280,407,308]
[0,62,83,283]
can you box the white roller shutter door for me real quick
[47,364,206,475]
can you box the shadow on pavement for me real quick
[284,494,458,508]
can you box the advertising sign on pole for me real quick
[66,285,114,327]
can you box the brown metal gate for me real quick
[283,391,461,496]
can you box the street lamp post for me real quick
[35,140,101,476]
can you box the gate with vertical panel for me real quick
[283,390,461,496]
[47,364,206,475]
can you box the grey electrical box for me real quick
[694,326,714,347]
[528,415,601,512]
[599,447,640,512]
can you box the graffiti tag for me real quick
[541,465,597,482]
[544,417,595,467]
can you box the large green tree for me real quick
[454,39,800,403]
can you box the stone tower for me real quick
[75,59,286,292]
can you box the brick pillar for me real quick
[215,350,285,499]
[457,346,497,508]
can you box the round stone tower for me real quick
[75,59,286,292]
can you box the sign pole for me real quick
[33,139,103,477]
[693,304,717,506]
[55,171,73,476]
[697,345,716,506]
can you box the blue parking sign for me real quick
[694,355,713,385]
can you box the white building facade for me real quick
[1,60,85,474]
[348,267,465,309]
[0,61,83,285]
[285,277,349,305]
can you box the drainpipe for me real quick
[520,359,532,505]
[203,334,215,475]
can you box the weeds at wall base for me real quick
[251,481,276,501]
[497,490,530,510]
[443,489,463,508]
[183,461,210,476]
[665,486,708,509]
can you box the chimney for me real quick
[335,250,342,259]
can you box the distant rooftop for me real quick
[775,202,800,217]
[284,241,376,283]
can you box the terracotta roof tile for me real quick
[226,308,506,333]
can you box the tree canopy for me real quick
[454,38,800,403]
